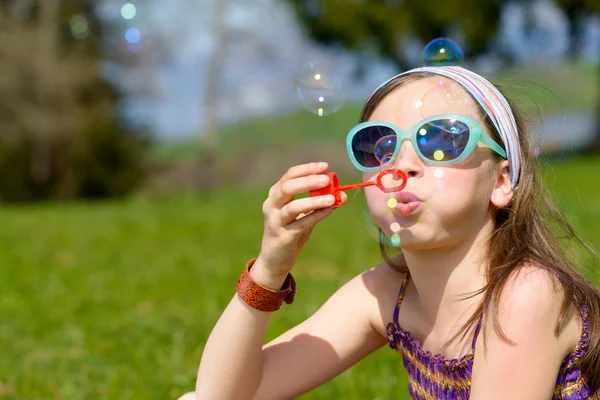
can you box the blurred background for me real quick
[0,0,599,398]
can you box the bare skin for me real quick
[192,78,582,400]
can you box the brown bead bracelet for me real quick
[236,258,297,312]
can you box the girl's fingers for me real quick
[286,206,334,233]
[271,173,332,208]
[339,191,348,205]
[279,186,351,226]
[279,194,335,225]
[282,162,328,181]
[267,162,329,206]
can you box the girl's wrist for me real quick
[248,257,290,290]
[236,257,297,312]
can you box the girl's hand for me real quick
[253,162,347,286]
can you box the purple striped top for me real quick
[386,272,598,399]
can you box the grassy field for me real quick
[1,153,600,399]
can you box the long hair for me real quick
[361,72,600,389]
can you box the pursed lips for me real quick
[392,191,422,216]
[394,191,422,203]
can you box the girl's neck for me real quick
[399,220,493,327]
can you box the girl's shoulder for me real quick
[356,258,407,338]
[482,263,582,360]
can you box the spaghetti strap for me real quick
[470,312,484,352]
[470,297,491,352]
[393,272,410,325]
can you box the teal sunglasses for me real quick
[346,114,507,173]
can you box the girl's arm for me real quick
[198,162,392,399]
[470,267,580,400]
[196,266,388,400]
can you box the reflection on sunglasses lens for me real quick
[352,126,395,168]
[418,119,469,162]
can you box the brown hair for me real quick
[362,72,600,389]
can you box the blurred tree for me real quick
[287,0,505,70]
[0,0,150,202]
[555,0,600,57]
[288,0,599,151]
[199,0,229,193]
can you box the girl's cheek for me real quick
[430,167,456,192]
[364,185,384,206]
[364,186,390,221]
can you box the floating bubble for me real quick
[422,38,464,67]
[387,198,398,209]
[433,168,444,179]
[70,15,89,40]
[391,234,401,247]
[121,3,137,20]
[361,206,393,248]
[127,41,142,53]
[436,180,446,190]
[370,145,407,194]
[418,78,475,119]
[294,61,346,117]
[390,222,400,232]
[375,137,397,168]
[125,28,141,44]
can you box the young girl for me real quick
[190,65,600,399]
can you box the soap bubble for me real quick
[70,15,89,40]
[125,28,141,44]
[294,61,346,117]
[417,78,475,119]
[422,38,464,67]
[374,136,397,168]
[121,3,137,20]
[361,207,395,248]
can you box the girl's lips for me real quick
[393,191,422,216]
[394,201,421,216]
[394,191,422,203]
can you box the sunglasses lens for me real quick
[351,126,396,169]
[417,119,470,162]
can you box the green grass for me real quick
[1,154,600,399]
[151,104,364,164]
[493,63,599,117]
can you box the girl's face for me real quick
[364,77,510,250]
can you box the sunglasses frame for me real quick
[346,113,507,173]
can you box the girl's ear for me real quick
[490,159,513,208]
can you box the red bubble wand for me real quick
[309,168,408,208]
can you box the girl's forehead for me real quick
[369,77,483,128]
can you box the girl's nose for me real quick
[391,140,424,179]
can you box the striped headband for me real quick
[369,66,521,190]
